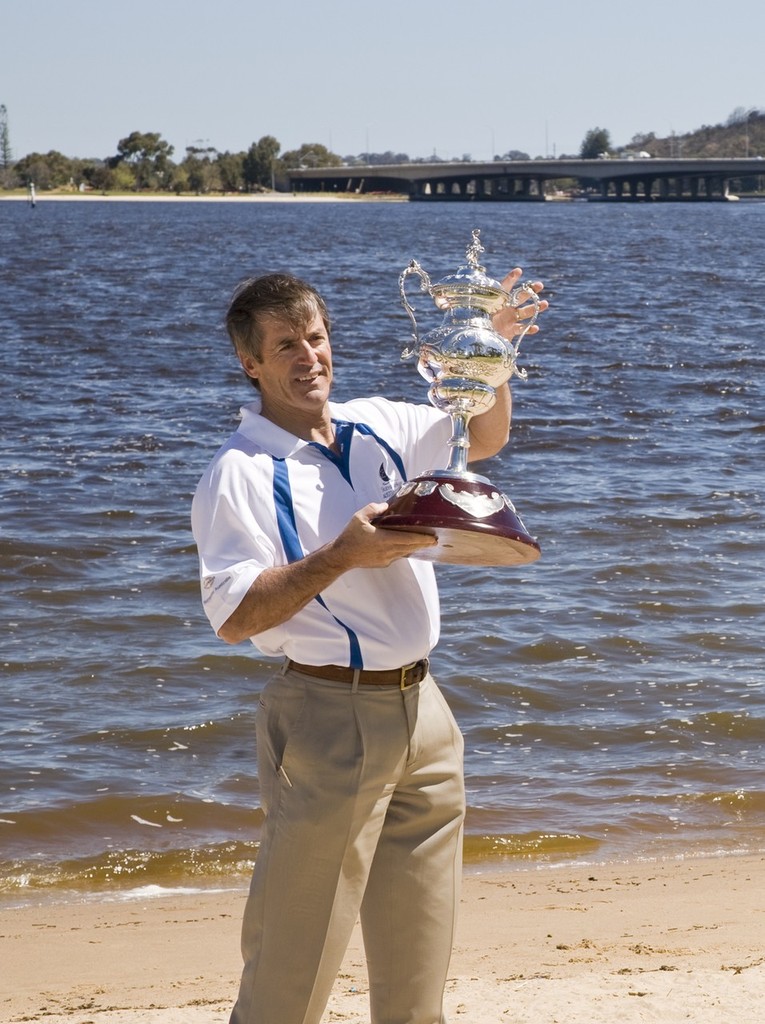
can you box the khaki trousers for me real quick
[229,665,465,1024]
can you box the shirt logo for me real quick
[378,463,396,501]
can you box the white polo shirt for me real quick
[191,395,452,670]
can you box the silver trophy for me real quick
[372,229,541,566]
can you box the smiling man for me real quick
[191,270,545,1024]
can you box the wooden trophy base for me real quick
[372,472,541,566]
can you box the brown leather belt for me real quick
[286,658,429,689]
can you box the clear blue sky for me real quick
[3,0,763,162]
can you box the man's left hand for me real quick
[493,269,548,340]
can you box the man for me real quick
[192,268,545,1024]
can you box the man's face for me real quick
[240,308,333,425]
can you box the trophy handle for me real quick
[399,259,432,359]
[504,282,541,381]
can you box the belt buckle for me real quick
[399,658,427,689]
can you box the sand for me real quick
[3,853,764,1024]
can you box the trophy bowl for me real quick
[372,229,541,566]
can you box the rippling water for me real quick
[1,196,763,905]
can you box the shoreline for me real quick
[3,852,763,1023]
[0,190,406,203]
[4,836,762,913]
[3,191,764,205]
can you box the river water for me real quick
[1,196,763,906]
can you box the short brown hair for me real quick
[225,273,331,363]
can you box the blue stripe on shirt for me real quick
[271,457,363,669]
[352,421,408,481]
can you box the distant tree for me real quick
[111,162,139,191]
[726,106,758,127]
[623,131,656,152]
[494,149,530,161]
[243,135,281,190]
[0,105,16,186]
[279,142,343,171]
[84,159,129,192]
[580,127,612,159]
[350,150,409,166]
[66,157,100,187]
[180,144,221,193]
[0,164,19,188]
[216,150,246,192]
[0,104,12,168]
[14,150,77,189]
[113,131,175,189]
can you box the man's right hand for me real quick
[330,502,437,569]
[218,502,436,644]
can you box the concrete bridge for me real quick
[286,157,765,201]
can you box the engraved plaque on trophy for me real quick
[372,230,541,566]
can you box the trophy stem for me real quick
[445,408,472,475]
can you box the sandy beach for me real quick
[3,853,763,1024]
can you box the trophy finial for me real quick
[465,228,485,269]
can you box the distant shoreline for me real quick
[0,190,406,204]
[4,190,763,206]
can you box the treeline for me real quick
[0,132,339,193]
[0,128,473,194]
[1,107,763,194]
[591,107,765,160]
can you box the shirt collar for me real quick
[236,399,346,459]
